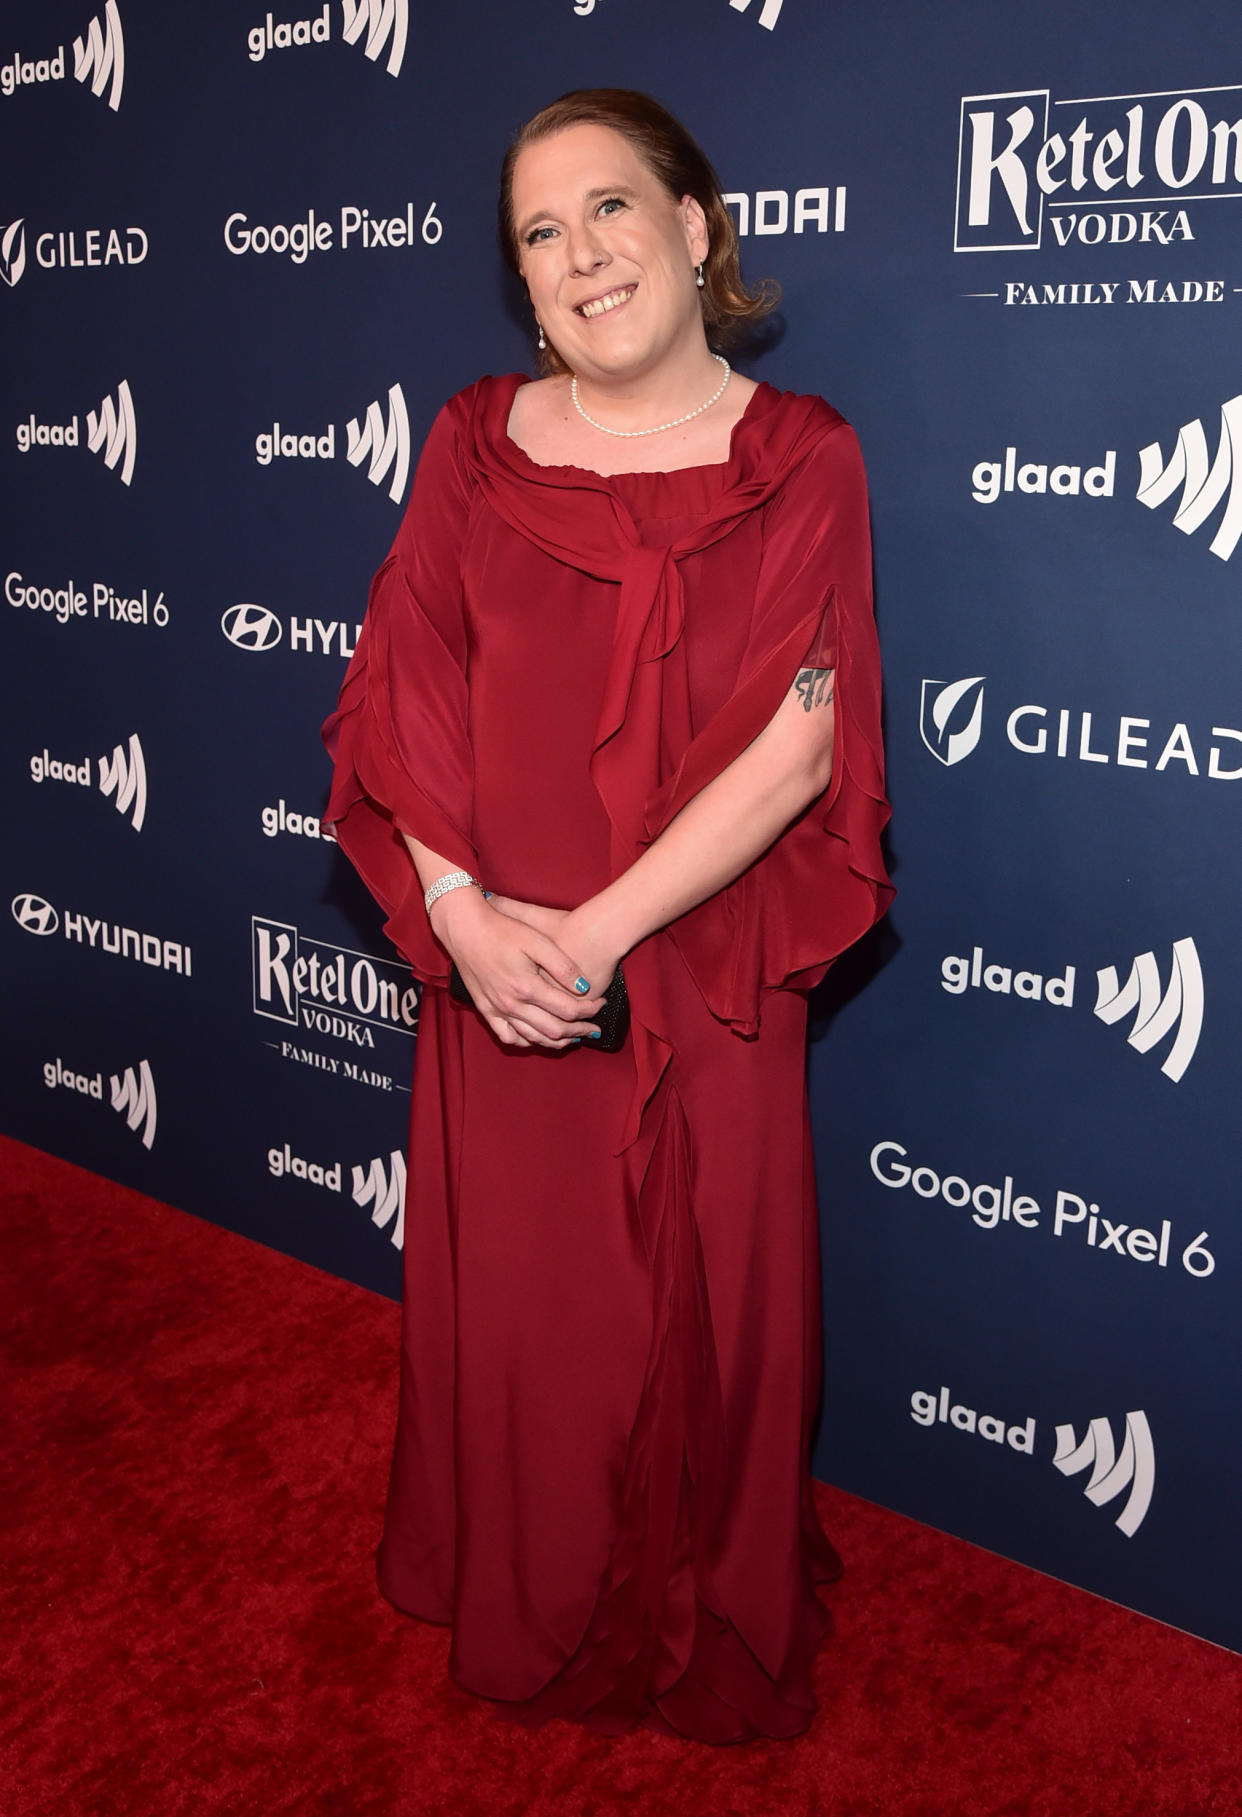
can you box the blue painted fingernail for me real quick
[574,976,590,994]
[588,1027,602,1039]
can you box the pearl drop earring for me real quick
[537,321,547,350]
[696,262,705,288]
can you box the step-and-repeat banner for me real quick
[3,0,1238,1655]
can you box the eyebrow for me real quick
[516,183,640,242]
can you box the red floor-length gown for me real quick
[322,371,892,1743]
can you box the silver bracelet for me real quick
[423,870,480,917]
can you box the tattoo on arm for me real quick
[794,667,835,713]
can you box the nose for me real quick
[565,221,608,279]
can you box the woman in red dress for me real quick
[322,89,892,1744]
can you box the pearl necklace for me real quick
[570,354,732,438]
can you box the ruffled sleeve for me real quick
[646,416,893,1035]
[321,398,478,984]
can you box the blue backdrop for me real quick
[3,0,1237,1656]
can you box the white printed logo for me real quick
[728,0,784,29]
[346,384,410,504]
[1094,939,1204,1083]
[222,603,283,651]
[1,218,26,286]
[351,1149,405,1247]
[11,892,59,935]
[953,85,1237,253]
[911,1384,1155,1536]
[252,916,418,1045]
[341,0,408,76]
[723,188,845,237]
[96,733,146,830]
[920,678,1242,785]
[86,380,136,485]
[109,1058,157,1149]
[920,676,985,766]
[73,2,125,111]
[1052,1410,1154,1537]
[1137,393,1242,562]
[939,936,1204,1081]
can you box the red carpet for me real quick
[2,1132,1238,1817]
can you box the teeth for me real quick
[579,286,635,319]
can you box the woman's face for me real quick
[512,122,709,383]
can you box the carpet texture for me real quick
[1,1132,1238,1816]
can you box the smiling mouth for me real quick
[576,285,637,319]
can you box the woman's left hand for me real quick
[487,895,624,1000]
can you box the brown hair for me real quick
[498,88,779,376]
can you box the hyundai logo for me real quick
[11,892,59,935]
[222,603,283,651]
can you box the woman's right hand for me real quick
[428,888,607,1049]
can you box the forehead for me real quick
[511,122,660,216]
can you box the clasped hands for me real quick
[428,886,622,1050]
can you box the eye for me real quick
[597,196,627,218]
[524,224,557,247]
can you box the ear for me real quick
[679,193,710,267]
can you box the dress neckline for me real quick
[499,371,775,483]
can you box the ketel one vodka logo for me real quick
[953,84,1242,252]
[911,1386,1155,1536]
[29,733,147,831]
[252,916,418,1046]
[15,380,136,486]
[254,383,409,504]
[246,2,408,76]
[1,3,125,111]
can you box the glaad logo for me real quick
[1052,1410,1154,1537]
[346,385,409,503]
[953,85,1242,252]
[920,676,985,766]
[0,4,124,110]
[920,678,1242,784]
[939,936,1204,1081]
[97,733,146,829]
[266,1142,406,1246]
[109,1059,157,1148]
[42,1055,157,1149]
[1,219,25,285]
[1094,939,1203,1083]
[341,0,407,76]
[1137,393,1242,562]
[15,380,136,486]
[73,3,125,111]
[728,0,784,29]
[352,1150,405,1247]
[86,380,136,485]
[29,733,147,830]
[254,384,409,504]
[11,892,59,935]
[910,1385,1155,1536]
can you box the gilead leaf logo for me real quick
[920,676,986,766]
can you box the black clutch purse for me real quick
[448,962,629,1052]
